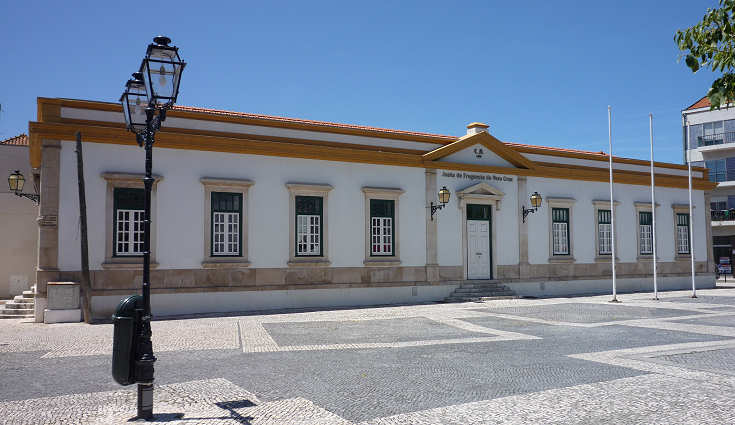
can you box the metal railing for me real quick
[698,131,735,147]
[712,209,735,221]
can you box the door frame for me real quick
[466,207,492,280]
[457,182,504,281]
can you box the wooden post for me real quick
[75,132,92,323]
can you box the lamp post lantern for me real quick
[7,170,39,204]
[430,186,451,220]
[118,36,185,421]
[522,191,542,223]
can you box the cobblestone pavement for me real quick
[1,288,735,423]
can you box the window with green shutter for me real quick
[113,188,145,256]
[552,208,570,255]
[211,192,242,256]
[370,199,395,256]
[676,213,690,254]
[639,211,653,254]
[597,209,612,255]
[295,196,323,256]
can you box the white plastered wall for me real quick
[526,177,708,265]
[57,142,427,270]
[435,172,519,268]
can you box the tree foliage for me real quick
[676,0,735,108]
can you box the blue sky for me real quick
[0,0,721,164]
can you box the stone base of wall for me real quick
[508,274,716,298]
[90,284,459,320]
[497,260,711,281]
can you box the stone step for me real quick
[13,296,34,303]
[4,303,34,310]
[22,290,36,298]
[0,308,34,316]
[454,286,511,293]
[0,314,34,319]
[452,290,515,297]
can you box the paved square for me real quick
[262,317,492,346]
[1,288,735,423]
[472,302,692,323]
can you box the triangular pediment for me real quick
[423,131,536,170]
[457,181,505,197]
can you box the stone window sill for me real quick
[548,256,575,264]
[636,255,659,262]
[201,260,251,269]
[101,261,159,270]
[288,258,331,268]
[594,256,620,263]
[364,258,401,267]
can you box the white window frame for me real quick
[547,198,576,263]
[296,213,321,256]
[212,211,240,256]
[201,178,253,268]
[115,208,145,256]
[371,216,393,255]
[592,200,619,262]
[287,183,333,267]
[362,187,404,265]
[102,172,162,269]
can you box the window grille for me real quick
[552,208,569,255]
[114,188,145,256]
[639,211,653,254]
[296,196,323,256]
[598,209,612,255]
[370,199,394,255]
[676,213,690,254]
[211,192,242,256]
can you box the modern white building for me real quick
[683,95,735,270]
[26,98,716,321]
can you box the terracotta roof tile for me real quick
[686,96,710,110]
[172,105,456,141]
[0,134,28,146]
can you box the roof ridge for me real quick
[0,133,28,146]
[171,105,456,140]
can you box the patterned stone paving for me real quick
[1,288,735,423]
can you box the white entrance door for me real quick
[467,219,491,279]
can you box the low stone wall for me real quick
[497,260,711,281]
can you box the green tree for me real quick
[676,0,735,108]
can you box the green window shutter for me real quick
[677,213,690,227]
[370,199,394,218]
[552,208,569,223]
[598,209,611,224]
[295,196,322,215]
[466,204,491,220]
[639,211,652,225]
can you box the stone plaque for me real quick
[47,282,80,310]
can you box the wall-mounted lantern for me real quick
[7,170,39,204]
[430,186,451,221]
[522,191,542,223]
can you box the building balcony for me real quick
[698,132,735,147]
[712,209,735,227]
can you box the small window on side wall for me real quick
[551,207,570,256]
[639,211,653,255]
[370,199,394,256]
[211,192,242,256]
[295,195,323,256]
[114,188,145,256]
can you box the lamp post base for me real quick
[136,383,154,420]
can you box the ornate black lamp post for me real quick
[430,186,451,220]
[7,170,40,204]
[119,36,185,420]
[522,191,542,223]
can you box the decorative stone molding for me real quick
[286,183,333,267]
[547,197,576,263]
[362,187,404,266]
[200,177,254,268]
[36,215,58,227]
[425,169,438,267]
[102,172,163,269]
[456,181,505,279]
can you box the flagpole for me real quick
[609,106,619,303]
[649,114,658,300]
[687,119,697,298]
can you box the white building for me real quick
[27,98,715,321]
[683,95,735,270]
